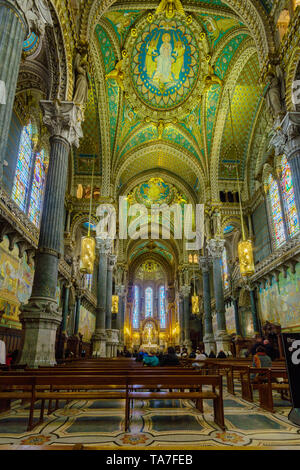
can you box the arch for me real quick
[129,251,173,285]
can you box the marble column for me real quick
[178,292,184,346]
[207,239,230,353]
[116,285,126,348]
[232,296,242,337]
[18,101,82,368]
[92,239,111,357]
[249,288,260,335]
[106,254,118,358]
[199,256,216,354]
[74,295,81,336]
[180,285,191,351]
[270,112,300,217]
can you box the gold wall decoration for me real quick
[238,240,255,277]
[80,236,96,274]
[105,60,125,91]
[156,0,185,19]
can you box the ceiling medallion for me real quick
[123,13,208,122]
[135,177,175,208]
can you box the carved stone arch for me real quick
[129,251,173,285]
[210,43,257,201]
[115,142,206,202]
[285,45,300,112]
[70,213,99,244]
[117,168,198,207]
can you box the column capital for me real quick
[108,254,117,271]
[179,285,191,298]
[207,238,225,259]
[269,112,300,159]
[115,285,126,297]
[199,256,212,272]
[96,237,113,255]
[40,101,83,148]
[15,0,53,38]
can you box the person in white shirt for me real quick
[0,340,6,365]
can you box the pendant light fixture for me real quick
[228,91,255,277]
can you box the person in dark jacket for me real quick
[189,349,196,358]
[250,337,263,355]
[160,347,180,366]
[217,350,227,359]
[208,350,216,358]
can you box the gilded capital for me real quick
[40,101,83,148]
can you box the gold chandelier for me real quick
[112,295,119,314]
[80,156,96,274]
[191,262,200,314]
[228,91,255,277]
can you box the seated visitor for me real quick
[143,348,159,367]
[250,336,263,355]
[136,348,147,361]
[208,350,216,358]
[181,347,188,359]
[192,349,207,369]
[217,350,227,359]
[175,347,181,357]
[160,347,180,366]
[189,349,196,358]
[263,339,279,361]
[251,345,272,381]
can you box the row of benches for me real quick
[0,368,225,432]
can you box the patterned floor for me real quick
[0,383,300,448]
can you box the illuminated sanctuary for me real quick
[0,0,300,450]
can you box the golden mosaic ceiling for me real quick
[73,0,270,202]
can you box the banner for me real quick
[281,333,300,408]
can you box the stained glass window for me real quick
[268,174,286,248]
[28,149,46,226]
[12,122,33,211]
[159,285,166,329]
[280,155,300,238]
[145,287,153,318]
[133,285,139,329]
[221,248,230,290]
[84,274,93,291]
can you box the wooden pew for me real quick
[126,374,225,431]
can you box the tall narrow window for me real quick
[159,285,166,329]
[133,285,139,328]
[280,155,300,238]
[84,274,93,291]
[221,248,230,290]
[145,287,153,318]
[268,173,286,248]
[12,122,33,211]
[12,123,47,227]
[28,149,47,226]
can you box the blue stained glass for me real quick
[145,287,153,318]
[12,123,33,211]
[221,248,230,290]
[268,174,286,248]
[280,155,300,238]
[159,285,166,329]
[133,285,139,328]
[28,149,46,226]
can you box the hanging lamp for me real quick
[191,257,200,314]
[228,91,255,277]
[80,156,96,274]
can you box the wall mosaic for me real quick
[258,264,300,331]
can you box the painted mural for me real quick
[258,263,300,331]
[0,236,34,328]
[79,306,96,342]
[225,303,236,335]
[131,18,199,109]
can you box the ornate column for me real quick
[92,238,111,357]
[249,286,260,335]
[207,239,231,353]
[180,285,191,351]
[178,292,184,346]
[18,101,82,368]
[116,285,126,348]
[270,112,300,217]
[74,294,81,336]
[106,254,118,358]
[232,295,242,338]
[199,256,216,354]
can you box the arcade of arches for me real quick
[0,0,300,449]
